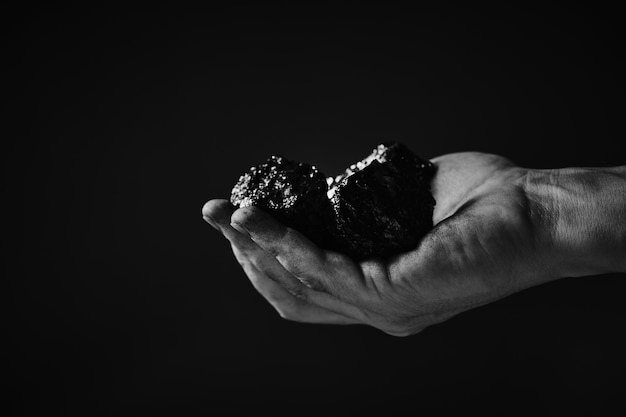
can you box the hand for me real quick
[202,152,623,336]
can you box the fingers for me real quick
[205,200,365,301]
[202,199,236,230]
[203,199,467,335]
[203,200,311,299]
[228,206,377,319]
[203,199,362,324]
[233,246,359,325]
[230,206,334,293]
[227,207,371,321]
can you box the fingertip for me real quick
[201,199,224,217]
[202,199,236,226]
[231,205,279,234]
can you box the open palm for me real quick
[203,152,553,336]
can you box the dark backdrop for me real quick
[6,3,626,416]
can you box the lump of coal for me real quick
[230,156,335,248]
[328,142,437,259]
[229,142,437,260]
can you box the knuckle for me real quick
[360,261,392,294]
[270,227,298,255]
[282,226,297,241]
[266,245,282,257]
[325,251,351,269]
[297,275,327,293]
[286,285,309,302]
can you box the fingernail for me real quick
[203,215,219,231]
[230,221,251,238]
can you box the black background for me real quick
[6,2,626,416]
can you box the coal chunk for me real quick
[230,156,335,247]
[229,142,437,260]
[328,142,437,259]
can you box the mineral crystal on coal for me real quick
[328,142,436,259]
[229,142,437,260]
[230,156,335,248]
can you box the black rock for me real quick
[328,143,437,259]
[230,156,335,247]
[229,143,437,260]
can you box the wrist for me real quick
[523,166,626,278]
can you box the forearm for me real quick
[524,166,626,278]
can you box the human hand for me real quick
[202,152,626,336]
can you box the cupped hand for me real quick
[203,152,557,336]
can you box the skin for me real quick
[202,152,626,336]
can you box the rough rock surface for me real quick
[230,143,437,260]
[230,156,335,248]
[328,142,436,259]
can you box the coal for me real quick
[230,156,335,248]
[328,143,436,259]
[230,142,437,260]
